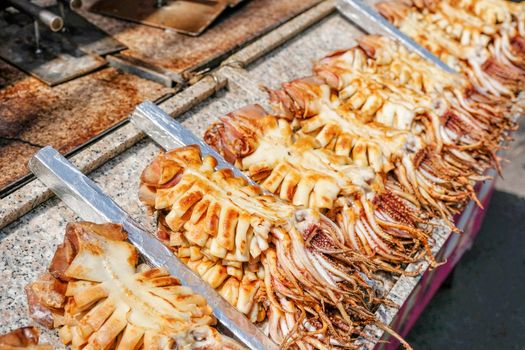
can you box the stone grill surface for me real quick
[0,63,172,191]
[0,0,321,194]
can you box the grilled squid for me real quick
[376,0,525,97]
[140,146,412,349]
[0,327,51,350]
[140,146,276,321]
[205,105,437,268]
[264,37,512,225]
[26,222,245,350]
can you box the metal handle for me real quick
[336,0,456,74]
[131,101,258,186]
[7,0,63,31]
[58,0,82,10]
[28,146,278,350]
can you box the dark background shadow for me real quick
[406,190,525,349]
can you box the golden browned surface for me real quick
[0,326,51,350]
[27,221,245,350]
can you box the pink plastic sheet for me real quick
[375,172,497,350]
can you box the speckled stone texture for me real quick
[0,63,172,191]
[247,13,363,86]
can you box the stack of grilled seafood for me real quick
[140,13,524,350]
[23,222,245,350]
[376,0,525,98]
[11,1,523,349]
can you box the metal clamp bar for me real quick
[28,146,277,350]
[131,101,257,186]
[336,0,456,74]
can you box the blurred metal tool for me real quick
[57,0,82,25]
[90,0,238,36]
[7,0,63,31]
[131,101,257,185]
[0,1,125,85]
[29,146,278,350]
[58,0,82,10]
[337,0,456,74]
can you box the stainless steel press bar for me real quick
[336,0,457,74]
[28,146,278,350]
[131,101,258,186]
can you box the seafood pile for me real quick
[205,35,518,264]
[156,32,520,348]
[376,0,525,97]
[24,222,245,350]
[139,145,407,348]
[139,3,523,348]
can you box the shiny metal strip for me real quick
[131,101,258,186]
[28,146,278,350]
[336,0,457,74]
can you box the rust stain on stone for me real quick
[0,61,172,191]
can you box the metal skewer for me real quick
[131,101,258,186]
[336,0,456,74]
[29,146,278,350]
[33,20,42,54]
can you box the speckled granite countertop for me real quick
[0,64,172,191]
[0,5,492,349]
[0,0,324,194]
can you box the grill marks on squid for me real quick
[205,34,516,270]
[142,7,522,347]
[139,147,404,349]
[206,104,436,268]
[200,29,521,346]
[25,222,245,350]
[376,0,525,97]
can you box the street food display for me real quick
[2,0,524,349]
[142,15,524,347]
